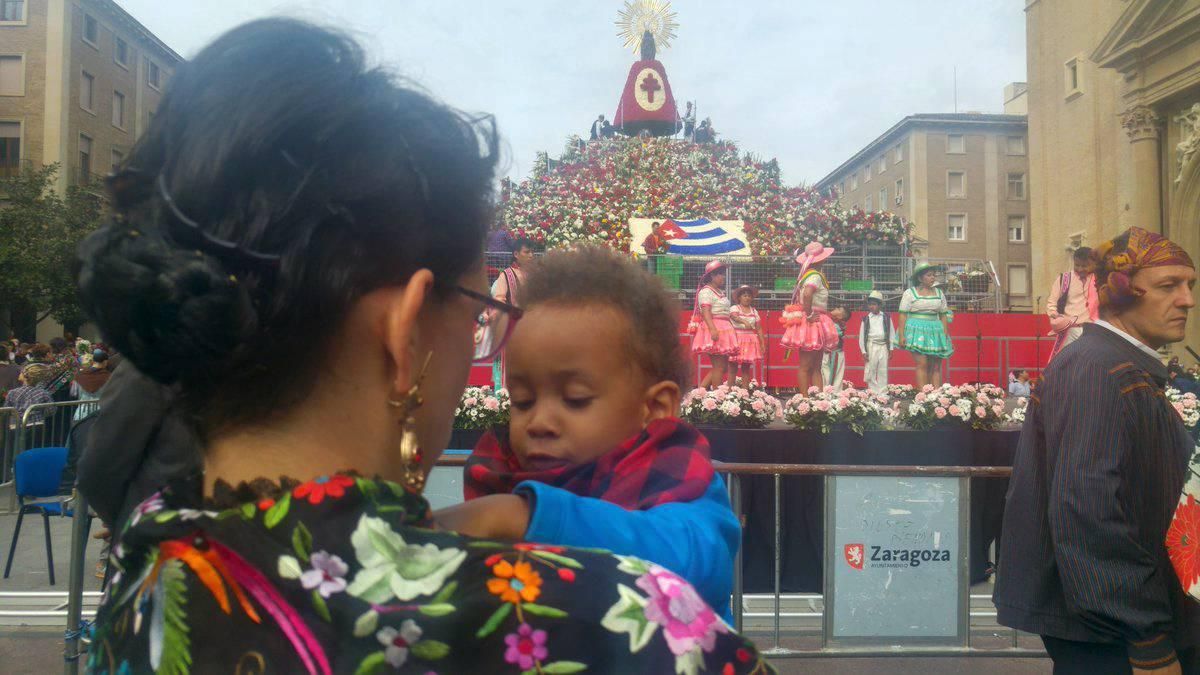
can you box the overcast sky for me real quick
[115,0,1026,185]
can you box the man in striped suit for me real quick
[995,227,1198,674]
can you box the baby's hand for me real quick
[433,494,531,540]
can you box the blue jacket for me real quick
[515,474,740,622]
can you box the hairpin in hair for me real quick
[157,174,282,268]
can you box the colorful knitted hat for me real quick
[1092,227,1194,309]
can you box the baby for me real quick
[436,246,740,619]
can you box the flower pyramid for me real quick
[499,136,913,255]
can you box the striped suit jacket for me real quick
[993,323,1198,665]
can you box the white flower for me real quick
[347,515,466,603]
[376,619,423,667]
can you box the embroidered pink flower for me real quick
[504,623,549,670]
[636,564,728,656]
[934,407,947,419]
[300,551,349,598]
[130,492,165,527]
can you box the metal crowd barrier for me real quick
[2,401,99,512]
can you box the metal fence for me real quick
[2,401,99,503]
[485,251,1006,312]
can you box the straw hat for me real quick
[910,262,945,285]
[866,291,884,305]
[733,285,759,300]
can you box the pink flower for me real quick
[635,564,728,656]
[938,397,951,407]
[807,386,820,395]
[974,406,987,418]
[300,551,349,598]
[702,398,718,411]
[504,623,549,670]
[796,402,812,415]
[915,393,927,403]
[948,405,961,417]
[751,400,766,412]
[815,400,832,412]
[484,397,500,411]
[934,407,947,419]
[464,397,478,407]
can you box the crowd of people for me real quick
[586,101,719,143]
[1,337,115,425]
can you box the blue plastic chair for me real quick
[4,447,70,585]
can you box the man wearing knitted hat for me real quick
[995,227,1198,673]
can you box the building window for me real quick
[80,71,94,111]
[894,179,904,204]
[864,196,873,211]
[148,61,161,90]
[864,163,872,181]
[947,171,966,198]
[879,187,888,208]
[83,14,99,46]
[947,134,965,154]
[850,173,858,190]
[0,121,20,177]
[1065,57,1083,99]
[1007,172,1026,200]
[877,156,886,173]
[0,0,24,22]
[1008,215,1026,243]
[1008,264,1030,296]
[894,144,904,163]
[839,182,845,197]
[1007,136,1025,155]
[0,55,22,96]
[111,148,124,173]
[948,214,967,241]
[115,38,129,68]
[78,135,92,184]
[112,91,125,128]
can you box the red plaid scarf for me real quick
[464,418,715,510]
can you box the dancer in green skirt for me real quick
[897,263,954,388]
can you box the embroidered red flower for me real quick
[1167,494,1200,592]
[293,475,355,505]
[514,543,566,554]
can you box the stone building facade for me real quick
[816,112,1034,310]
[1025,0,1200,352]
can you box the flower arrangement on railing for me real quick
[1167,388,1200,430]
[896,383,1008,431]
[783,386,890,435]
[680,384,783,429]
[454,386,510,430]
[499,136,913,255]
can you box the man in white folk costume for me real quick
[858,291,897,393]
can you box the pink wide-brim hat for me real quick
[703,259,727,276]
[795,241,835,267]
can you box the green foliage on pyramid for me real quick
[499,136,912,256]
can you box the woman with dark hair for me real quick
[689,259,739,388]
[898,263,954,388]
[79,19,767,674]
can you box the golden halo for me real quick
[615,0,679,54]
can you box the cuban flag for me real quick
[663,218,750,256]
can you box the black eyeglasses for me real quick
[455,286,523,363]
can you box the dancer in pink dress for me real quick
[781,242,840,394]
[729,285,765,386]
[689,259,739,388]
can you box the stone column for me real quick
[1122,105,1164,231]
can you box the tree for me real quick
[0,165,105,340]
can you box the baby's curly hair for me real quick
[521,246,689,388]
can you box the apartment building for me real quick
[0,0,181,190]
[815,109,1033,311]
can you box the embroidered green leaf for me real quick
[311,589,332,622]
[153,511,178,524]
[277,555,302,580]
[601,584,656,653]
[376,505,407,514]
[292,522,313,562]
[157,559,192,675]
[409,640,450,661]
[614,555,651,577]
[264,492,291,530]
[239,502,256,519]
[542,662,587,674]
[353,651,387,675]
[385,481,408,499]
[353,610,379,638]
[467,541,506,549]
[521,603,567,619]
[417,603,455,617]
[521,669,537,675]
[356,477,380,501]
[431,581,458,605]
[531,551,583,569]
[475,603,512,638]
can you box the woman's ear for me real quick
[643,380,682,424]
[381,269,435,396]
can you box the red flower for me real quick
[292,474,355,505]
[485,554,503,567]
[557,568,576,583]
[257,498,275,511]
[1168,495,1200,591]
[514,543,565,554]
[722,664,735,675]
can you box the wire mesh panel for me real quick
[0,407,18,486]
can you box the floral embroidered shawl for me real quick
[87,473,774,674]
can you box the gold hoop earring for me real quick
[388,352,433,492]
